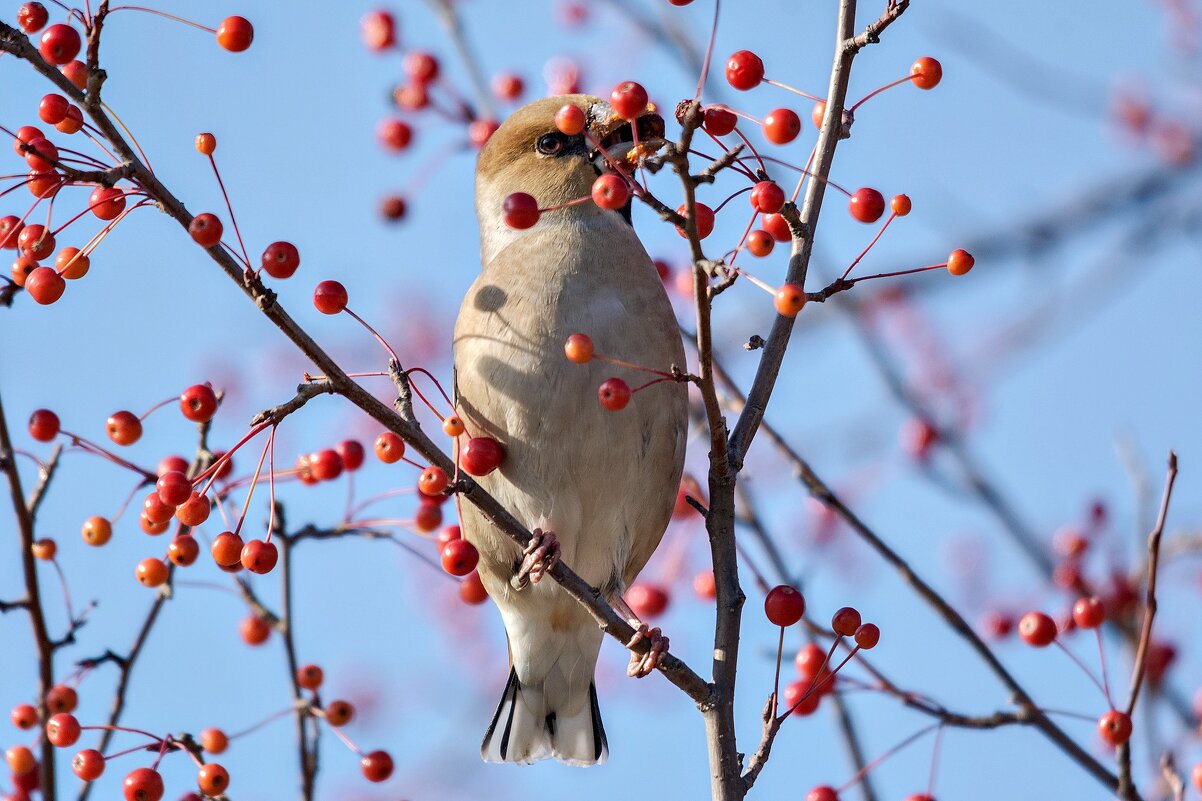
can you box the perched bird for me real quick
[453,94,687,767]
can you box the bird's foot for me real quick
[625,623,669,678]
[510,528,560,590]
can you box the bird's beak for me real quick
[588,100,667,171]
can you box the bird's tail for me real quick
[481,667,608,766]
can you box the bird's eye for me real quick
[536,133,565,156]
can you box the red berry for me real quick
[211,531,244,567]
[28,408,60,441]
[459,571,489,604]
[783,679,821,716]
[195,132,216,155]
[0,215,24,249]
[31,538,56,560]
[61,59,87,89]
[297,663,324,690]
[555,104,586,135]
[361,10,396,51]
[854,623,880,649]
[610,81,649,120]
[774,284,806,317]
[831,606,861,636]
[414,499,442,533]
[379,194,407,221]
[890,194,912,216]
[468,118,499,148]
[763,108,801,144]
[313,279,348,314]
[441,538,479,576]
[11,704,37,729]
[910,57,942,90]
[675,202,715,239]
[18,3,48,33]
[197,763,229,796]
[176,492,210,526]
[216,16,254,52]
[418,465,449,496]
[1097,709,1132,746]
[6,745,35,775]
[750,181,785,214]
[46,712,80,747]
[394,82,429,111]
[764,585,805,626]
[310,448,343,481]
[564,333,594,364]
[39,24,81,65]
[86,186,125,221]
[811,101,826,130]
[261,241,300,279]
[123,767,164,801]
[56,246,88,279]
[947,248,974,276]
[167,535,199,567]
[746,229,774,257]
[156,471,192,506]
[848,187,885,223]
[240,615,271,645]
[188,213,223,247]
[56,104,83,134]
[374,431,405,463]
[1018,611,1057,646]
[598,377,631,411]
[38,93,69,125]
[18,223,55,259]
[72,749,104,781]
[324,700,354,726]
[763,213,791,243]
[361,750,394,782]
[377,118,413,152]
[492,72,524,101]
[241,539,278,574]
[23,136,58,171]
[25,264,65,304]
[901,417,938,461]
[794,643,826,678]
[79,515,111,546]
[703,106,737,136]
[105,410,142,446]
[47,684,78,713]
[179,383,218,422]
[404,51,440,83]
[693,569,716,600]
[136,557,168,587]
[503,192,540,229]
[591,174,630,210]
[460,436,505,476]
[337,439,365,471]
[626,583,669,618]
[1072,596,1105,629]
[725,50,764,90]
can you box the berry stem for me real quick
[100,100,154,174]
[107,6,217,34]
[1095,628,1115,709]
[232,429,274,538]
[137,394,177,422]
[1052,639,1111,702]
[771,625,785,718]
[840,212,896,280]
[846,261,947,285]
[761,78,825,103]
[712,185,754,214]
[837,723,940,794]
[205,153,252,270]
[265,425,277,543]
[343,307,401,364]
[49,558,75,629]
[227,705,298,741]
[405,367,457,413]
[345,487,417,522]
[849,74,913,112]
[693,0,721,101]
[60,430,156,481]
[592,353,675,380]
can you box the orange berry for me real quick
[890,194,912,216]
[296,664,324,690]
[197,763,229,796]
[910,57,942,90]
[240,615,271,646]
[31,538,57,560]
[195,132,216,155]
[564,333,594,364]
[774,284,805,317]
[200,728,228,754]
[442,415,465,437]
[135,557,168,587]
[946,248,974,276]
[324,700,354,726]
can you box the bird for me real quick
[452,93,687,767]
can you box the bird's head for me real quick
[475,94,665,264]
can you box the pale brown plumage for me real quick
[453,95,687,766]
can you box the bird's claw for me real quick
[625,622,669,678]
[511,528,560,590]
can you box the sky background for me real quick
[2,1,1201,800]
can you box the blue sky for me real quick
[2,2,1200,800]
